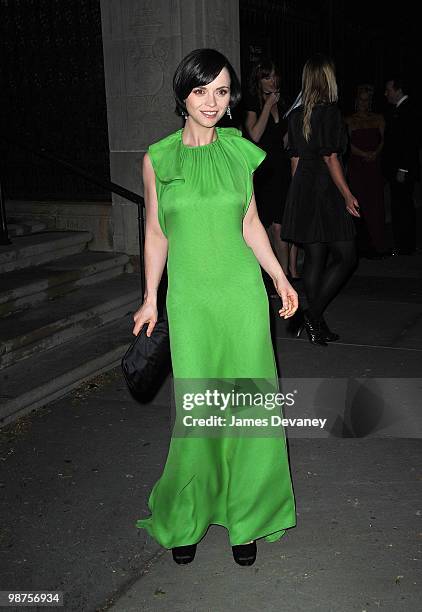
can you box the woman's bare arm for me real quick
[132,153,168,336]
[291,156,299,177]
[244,92,279,143]
[245,109,271,143]
[323,153,360,217]
[142,154,168,303]
[242,193,298,317]
[351,143,370,157]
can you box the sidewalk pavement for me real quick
[0,250,421,612]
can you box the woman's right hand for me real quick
[263,91,279,109]
[132,301,158,337]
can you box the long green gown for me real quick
[136,127,296,548]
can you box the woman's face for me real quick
[260,70,280,96]
[185,67,231,128]
[357,92,370,113]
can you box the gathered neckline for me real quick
[179,127,220,149]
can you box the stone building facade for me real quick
[100,0,240,256]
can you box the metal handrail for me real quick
[0,179,11,245]
[1,138,145,294]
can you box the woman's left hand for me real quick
[273,275,299,318]
[345,194,360,217]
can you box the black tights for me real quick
[302,241,357,319]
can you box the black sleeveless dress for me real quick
[244,94,290,227]
[281,103,356,243]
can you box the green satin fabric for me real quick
[136,127,296,548]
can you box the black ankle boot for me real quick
[296,310,328,346]
[232,541,257,566]
[318,315,340,342]
[172,544,197,564]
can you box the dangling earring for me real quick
[182,111,188,120]
[226,106,232,120]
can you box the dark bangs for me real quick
[173,48,241,115]
[256,62,276,80]
[248,58,279,97]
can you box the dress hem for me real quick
[135,517,296,549]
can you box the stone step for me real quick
[0,231,92,273]
[0,251,131,317]
[7,218,48,237]
[0,314,135,426]
[0,274,141,369]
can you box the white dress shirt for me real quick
[396,95,409,173]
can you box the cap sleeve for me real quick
[317,104,346,156]
[146,132,184,238]
[145,146,168,236]
[147,134,183,184]
[226,131,266,214]
[244,93,260,115]
[286,114,299,158]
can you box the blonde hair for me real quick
[301,55,338,141]
[355,84,374,112]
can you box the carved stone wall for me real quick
[100,0,240,255]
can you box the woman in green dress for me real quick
[133,49,298,566]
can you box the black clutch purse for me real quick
[121,313,171,400]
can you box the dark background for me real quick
[1,0,420,200]
[240,0,422,112]
[0,0,110,200]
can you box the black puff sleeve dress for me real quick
[244,94,291,227]
[281,103,356,244]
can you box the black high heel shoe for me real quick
[318,316,339,342]
[232,541,257,566]
[296,310,327,346]
[172,544,197,564]
[287,306,304,336]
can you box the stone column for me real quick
[100,0,240,256]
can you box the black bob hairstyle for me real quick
[173,48,241,116]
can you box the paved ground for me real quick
[1,246,421,612]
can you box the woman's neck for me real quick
[182,119,217,146]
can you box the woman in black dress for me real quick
[282,54,360,345]
[244,59,299,278]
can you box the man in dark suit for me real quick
[383,77,420,255]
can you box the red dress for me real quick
[347,127,387,254]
